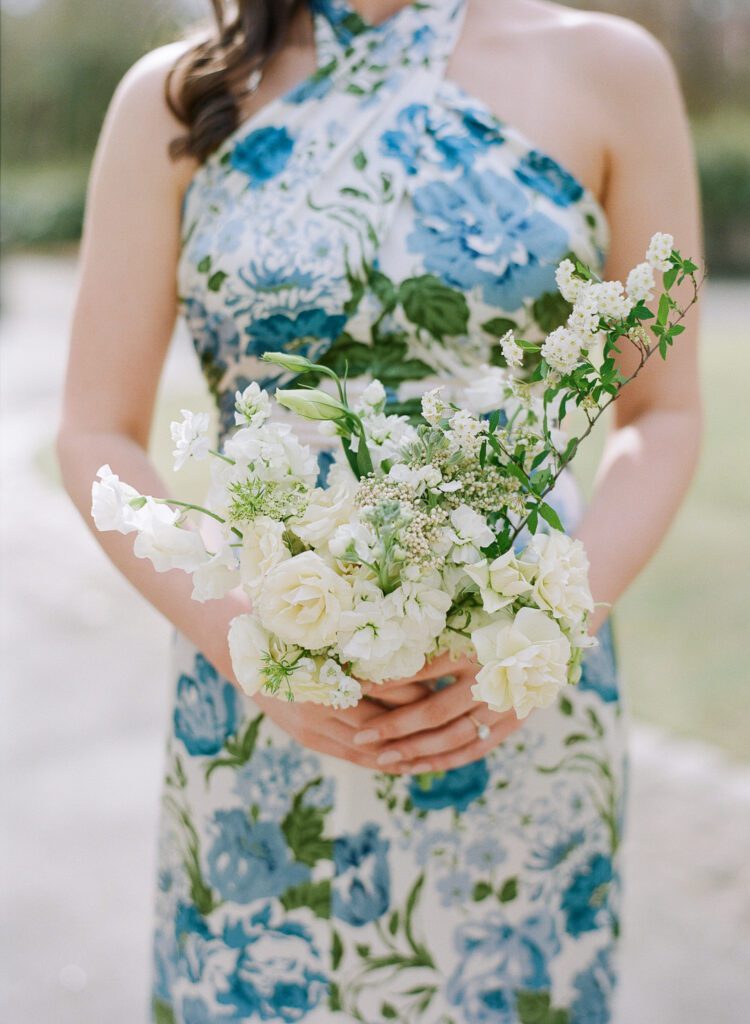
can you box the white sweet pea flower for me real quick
[318,659,362,709]
[329,517,377,563]
[234,382,271,427]
[358,379,386,412]
[191,542,240,602]
[471,608,571,719]
[463,549,532,613]
[646,232,674,272]
[387,462,442,495]
[390,573,451,640]
[626,261,656,304]
[255,551,353,650]
[239,516,289,600]
[170,410,211,471]
[224,423,318,486]
[421,387,450,425]
[517,530,594,625]
[460,365,511,415]
[133,503,209,573]
[448,505,494,564]
[362,412,418,468]
[499,330,524,368]
[91,464,145,534]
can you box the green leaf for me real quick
[564,733,589,746]
[473,881,493,901]
[196,255,211,273]
[355,943,371,958]
[481,316,518,337]
[657,292,671,326]
[280,785,333,867]
[280,879,331,918]
[532,291,573,333]
[537,502,564,532]
[399,275,469,338]
[207,270,228,292]
[352,149,367,171]
[498,877,518,903]
[152,999,176,1024]
[388,910,400,935]
[381,1004,398,1019]
[332,929,344,970]
[663,265,679,290]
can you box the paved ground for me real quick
[1,254,749,1023]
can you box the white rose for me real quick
[463,549,532,613]
[290,482,355,548]
[239,516,289,599]
[228,613,269,696]
[255,550,352,650]
[91,464,144,534]
[471,608,571,719]
[133,503,209,572]
[518,531,594,625]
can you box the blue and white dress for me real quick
[152,2,626,1021]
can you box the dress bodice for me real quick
[177,0,609,438]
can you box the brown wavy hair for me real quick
[166,0,305,163]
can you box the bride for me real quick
[57,1,701,1020]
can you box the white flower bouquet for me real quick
[92,234,700,720]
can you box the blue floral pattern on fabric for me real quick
[230,126,295,185]
[154,0,623,1019]
[333,823,391,926]
[408,759,489,812]
[206,811,310,904]
[408,171,569,310]
[173,653,239,757]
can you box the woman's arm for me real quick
[56,45,417,769]
[572,19,703,631]
[56,44,247,677]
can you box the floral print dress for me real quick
[152,1,625,1021]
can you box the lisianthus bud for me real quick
[261,352,318,374]
[275,388,350,422]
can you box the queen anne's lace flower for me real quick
[541,326,584,374]
[646,231,674,272]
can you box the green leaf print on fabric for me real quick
[152,998,176,1024]
[204,712,264,781]
[280,879,332,918]
[516,990,570,1024]
[398,274,470,338]
[531,290,574,333]
[281,780,334,866]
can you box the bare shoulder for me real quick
[97,41,198,187]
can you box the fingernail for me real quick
[410,762,432,774]
[377,750,403,766]
[353,729,379,745]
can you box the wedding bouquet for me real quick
[92,234,699,720]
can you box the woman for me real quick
[57,0,702,1020]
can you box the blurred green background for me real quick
[2,0,749,759]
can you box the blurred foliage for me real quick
[1,0,749,272]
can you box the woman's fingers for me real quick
[352,675,476,745]
[361,682,430,706]
[371,708,497,767]
[394,714,524,775]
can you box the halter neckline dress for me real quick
[153,2,625,1021]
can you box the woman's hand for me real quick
[352,652,525,774]
[250,687,426,771]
